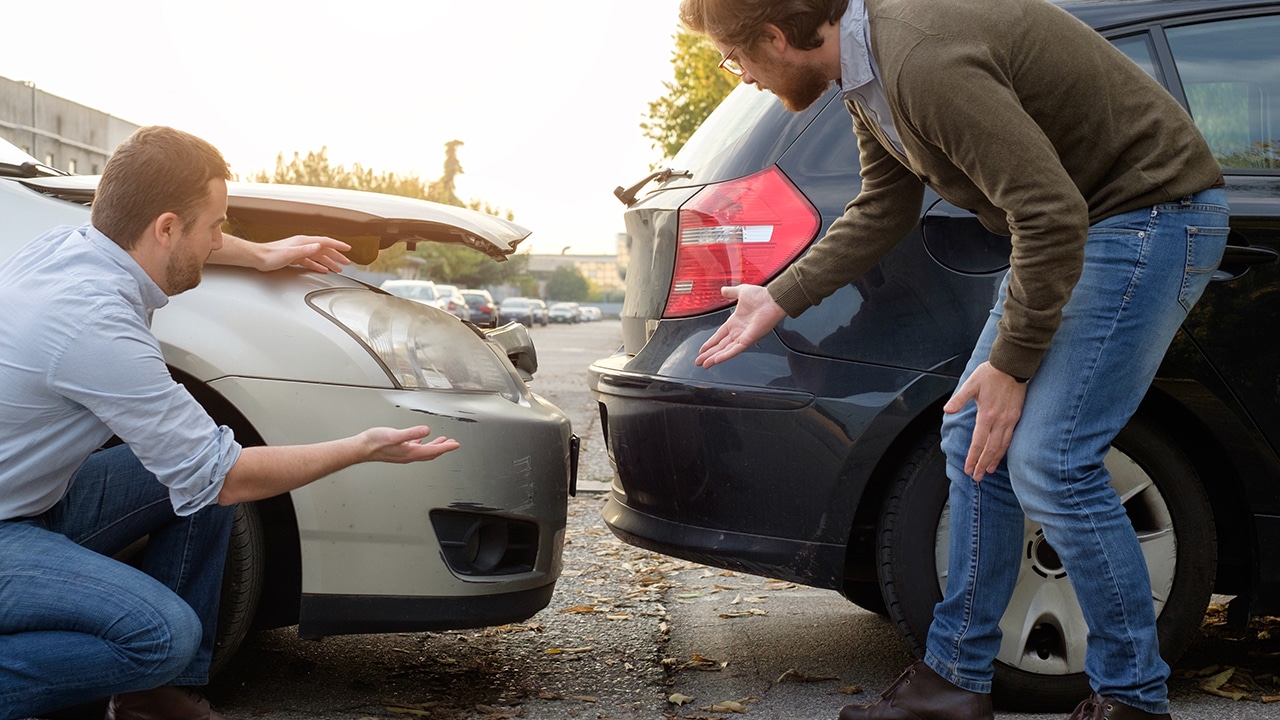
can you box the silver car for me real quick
[0,139,576,673]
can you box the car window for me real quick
[665,83,834,187]
[1165,15,1280,171]
[1111,33,1163,85]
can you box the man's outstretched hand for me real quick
[362,426,461,464]
[254,235,352,273]
[211,233,352,273]
[694,284,788,368]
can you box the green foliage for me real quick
[249,144,531,285]
[545,264,591,302]
[641,28,740,160]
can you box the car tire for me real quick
[210,501,266,677]
[876,417,1216,712]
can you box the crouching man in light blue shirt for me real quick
[0,126,461,720]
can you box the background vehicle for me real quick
[590,0,1280,711]
[380,279,441,306]
[580,306,603,322]
[1,139,576,675]
[461,288,497,325]
[434,283,471,321]
[548,302,582,324]
[529,298,549,326]
[498,296,537,326]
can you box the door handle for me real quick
[1213,245,1278,281]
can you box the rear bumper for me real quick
[602,495,847,589]
[589,323,955,589]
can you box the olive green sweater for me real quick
[766,0,1223,379]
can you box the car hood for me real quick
[17,175,530,263]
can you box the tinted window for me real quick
[1112,33,1162,84]
[1166,15,1280,170]
[668,83,831,185]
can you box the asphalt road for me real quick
[197,319,1280,720]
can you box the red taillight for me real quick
[664,167,820,318]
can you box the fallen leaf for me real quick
[570,695,598,703]
[1201,668,1237,691]
[718,609,768,619]
[562,605,602,614]
[669,693,696,706]
[702,700,748,713]
[837,685,863,695]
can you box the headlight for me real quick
[308,288,526,402]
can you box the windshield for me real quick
[502,298,529,308]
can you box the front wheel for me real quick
[877,417,1216,712]
[210,501,266,676]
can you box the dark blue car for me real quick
[590,0,1280,711]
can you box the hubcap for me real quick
[934,448,1177,676]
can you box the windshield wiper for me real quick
[0,160,64,179]
[614,168,693,207]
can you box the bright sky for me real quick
[1,0,689,256]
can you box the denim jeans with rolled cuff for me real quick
[923,188,1230,715]
[0,444,234,720]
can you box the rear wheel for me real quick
[210,502,266,676]
[877,417,1216,712]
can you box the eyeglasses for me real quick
[718,47,745,77]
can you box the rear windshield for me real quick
[667,83,837,186]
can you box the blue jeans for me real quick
[0,445,235,720]
[924,189,1230,714]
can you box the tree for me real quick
[641,27,740,160]
[247,144,530,285]
[545,264,590,302]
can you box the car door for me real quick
[1112,11,1280,457]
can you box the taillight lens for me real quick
[664,167,820,318]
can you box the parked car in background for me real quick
[579,306,603,322]
[434,283,471,321]
[498,297,537,326]
[461,288,497,325]
[1,138,576,675]
[529,298,549,326]
[380,279,441,306]
[590,0,1280,711]
[548,302,582,324]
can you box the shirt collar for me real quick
[85,224,169,312]
[839,0,876,94]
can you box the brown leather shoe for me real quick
[105,686,239,720]
[838,661,994,720]
[1068,693,1171,719]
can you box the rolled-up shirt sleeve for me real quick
[50,308,241,515]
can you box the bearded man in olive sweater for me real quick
[683,0,1227,718]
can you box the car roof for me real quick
[1057,0,1277,31]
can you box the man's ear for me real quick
[150,212,182,250]
[760,23,791,53]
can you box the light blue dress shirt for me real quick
[0,224,240,520]
[839,0,906,155]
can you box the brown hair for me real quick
[92,126,231,250]
[679,0,848,53]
